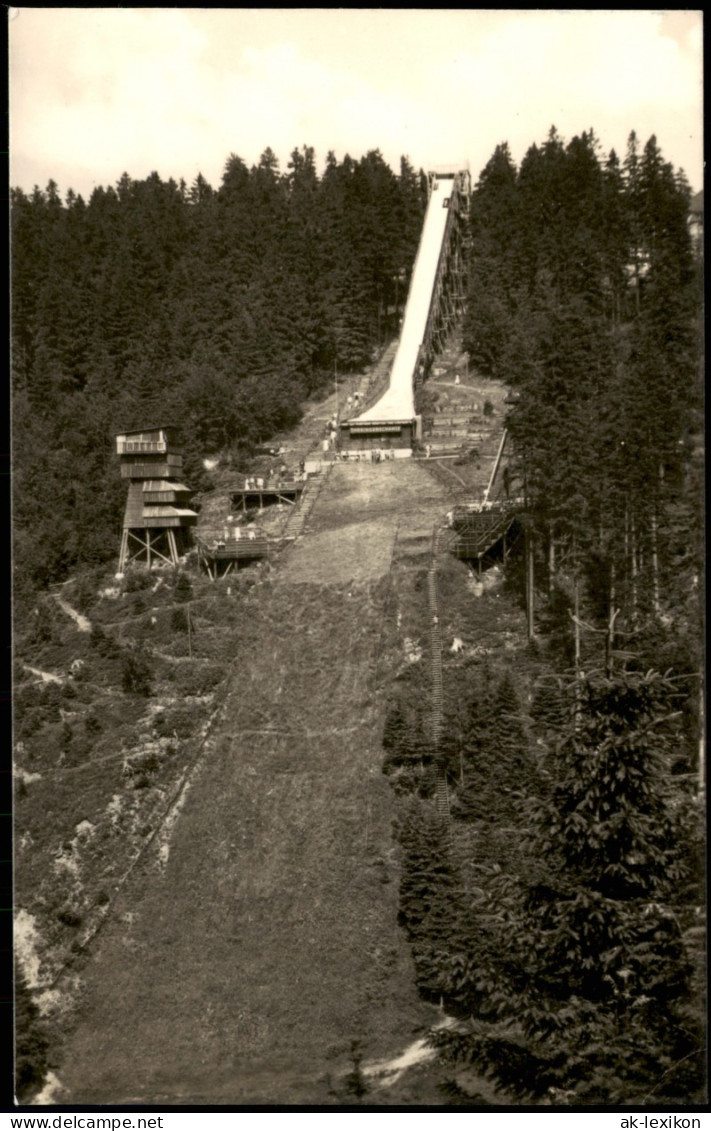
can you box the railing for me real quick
[117,440,167,454]
[210,541,269,559]
[233,481,305,495]
[195,532,269,559]
[452,513,515,559]
[428,163,470,177]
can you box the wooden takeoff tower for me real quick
[116,426,198,571]
[341,164,471,453]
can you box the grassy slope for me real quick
[55,461,454,1105]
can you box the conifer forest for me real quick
[12,129,705,1107]
[12,148,427,593]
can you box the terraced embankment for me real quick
[55,461,453,1105]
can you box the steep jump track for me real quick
[55,461,453,1106]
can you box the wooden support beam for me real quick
[118,529,129,572]
[167,528,178,565]
[126,529,176,567]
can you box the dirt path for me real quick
[53,594,92,632]
[54,460,451,1105]
[23,665,63,684]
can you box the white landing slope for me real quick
[355,176,452,423]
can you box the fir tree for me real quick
[434,671,705,1105]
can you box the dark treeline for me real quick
[12,147,426,591]
[465,128,703,674]
[390,128,705,1105]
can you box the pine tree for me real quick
[434,671,705,1104]
[398,803,464,999]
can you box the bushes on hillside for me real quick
[121,651,152,697]
[170,661,223,698]
[14,969,49,1103]
[170,607,189,633]
[30,602,59,647]
[174,573,192,602]
[123,569,153,594]
[90,623,120,660]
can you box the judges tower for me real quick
[116,426,198,571]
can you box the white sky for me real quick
[9,8,704,199]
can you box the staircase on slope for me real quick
[280,464,333,543]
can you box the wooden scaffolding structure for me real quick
[414,167,472,408]
[116,427,198,572]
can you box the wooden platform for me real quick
[231,483,304,511]
[196,537,270,579]
[448,501,522,561]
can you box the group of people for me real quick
[345,390,362,412]
[370,448,393,463]
[335,448,394,463]
[243,462,306,491]
[215,520,259,549]
[322,417,339,452]
[446,499,500,527]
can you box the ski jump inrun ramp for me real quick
[353,168,469,427]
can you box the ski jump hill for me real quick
[341,166,471,453]
[50,164,514,1108]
